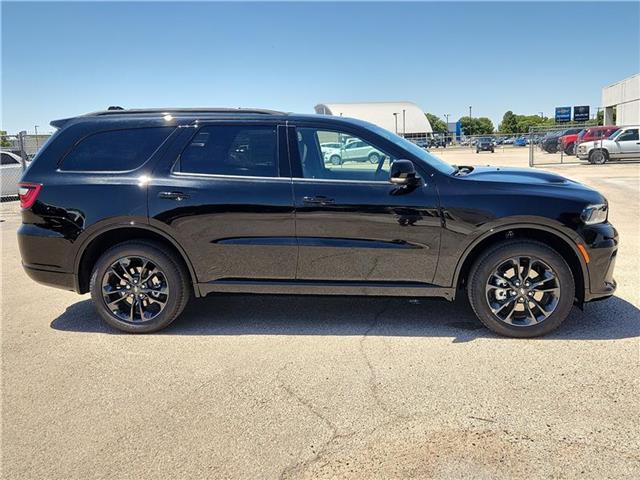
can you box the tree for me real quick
[497,111,554,134]
[0,131,11,148]
[425,113,448,134]
[476,117,495,134]
[499,111,518,134]
[460,116,494,136]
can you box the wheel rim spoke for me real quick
[101,255,169,324]
[485,255,560,328]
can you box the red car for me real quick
[558,126,619,155]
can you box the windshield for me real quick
[608,129,622,140]
[358,120,456,175]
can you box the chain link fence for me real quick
[1,132,52,200]
[527,123,639,167]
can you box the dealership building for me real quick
[314,101,432,139]
[602,74,640,125]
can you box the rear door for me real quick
[148,121,297,288]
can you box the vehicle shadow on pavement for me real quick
[51,294,640,342]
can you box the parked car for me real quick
[558,130,585,155]
[476,137,495,153]
[1,150,24,198]
[18,108,617,338]
[575,126,620,151]
[513,137,527,147]
[576,126,640,164]
[322,139,385,165]
[540,129,580,153]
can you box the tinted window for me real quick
[1,153,20,165]
[176,125,278,177]
[62,127,173,171]
[296,128,393,181]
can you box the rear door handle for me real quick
[158,191,190,201]
[303,195,335,206]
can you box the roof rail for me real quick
[87,107,286,116]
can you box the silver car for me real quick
[1,151,25,198]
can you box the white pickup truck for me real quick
[577,126,640,164]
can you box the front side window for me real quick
[61,127,173,171]
[296,128,393,181]
[616,129,639,142]
[176,125,278,177]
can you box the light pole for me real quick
[34,125,39,150]
[393,112,399,134]
[402,109,406,136]
[539,112,544,119]
[444,114,451,143]
[469,106,472,119]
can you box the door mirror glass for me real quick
[389,160,419,185]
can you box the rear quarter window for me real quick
[61,127,173,171]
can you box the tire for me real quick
[564,142,575,156]
[90,240,191,333]
[467,240,575,338]
[330,155,342,165]
[589,149,608,165]
[368,152,380,164]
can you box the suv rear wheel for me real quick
[467,240,575,338]
[90,240,190,333]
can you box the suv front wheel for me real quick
[90,240,191,333]
[589,149,608,164]
[467,240,575,338]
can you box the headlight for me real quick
[580,203,608,225]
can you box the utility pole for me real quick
[469,106,472,119]
[393,113,399,134]
[34,125,39,150]
[538,112,544,119]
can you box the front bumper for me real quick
[582,223,618,302]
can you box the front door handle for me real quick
[303,195,335,206]
[158,191,190,201]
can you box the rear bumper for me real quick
[22,264,77,292]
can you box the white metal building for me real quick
[602,74,640,125]
[314,102,432,138]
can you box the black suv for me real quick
[475,137,495,153]
[18,108,618,337]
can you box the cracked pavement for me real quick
[2,149,639,479]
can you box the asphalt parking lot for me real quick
[2,148,639,479]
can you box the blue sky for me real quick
[2,1,639,133]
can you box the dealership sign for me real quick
[573,106,590,122]
[555,107,571,123]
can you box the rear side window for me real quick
[61,127,173,171]
[1,153,20,165]
[175,125,278,177]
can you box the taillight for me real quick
[18,183,42,209]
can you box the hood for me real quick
[460,166,575,186]
[456,166,604,204]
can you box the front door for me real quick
[289,125,441,284]
[149,122,297,286]
[616,128,640,158]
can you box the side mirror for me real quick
[389,160,420,186]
